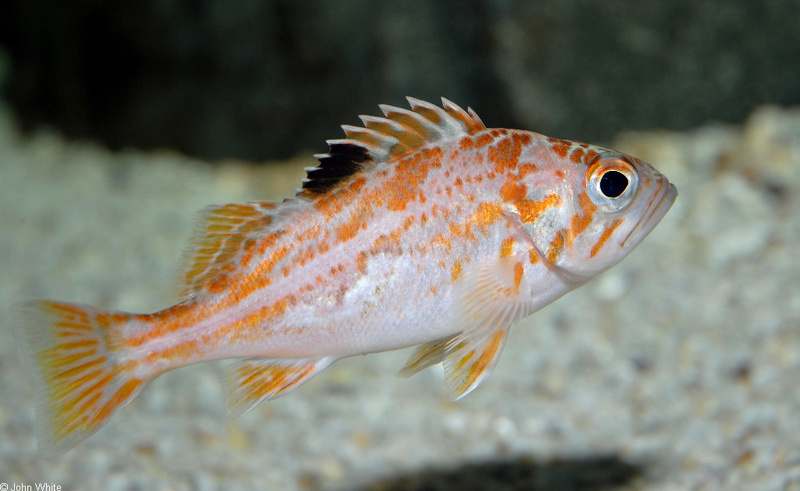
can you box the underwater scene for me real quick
[1,2,799,490]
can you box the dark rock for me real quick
[0,0,799,161]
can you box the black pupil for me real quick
[599,170,628,198]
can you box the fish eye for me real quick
[599,170,628,198]
[586,159,638,211]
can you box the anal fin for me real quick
[224,357,335,416]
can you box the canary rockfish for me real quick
[15,97,677,454]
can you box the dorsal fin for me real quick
[177,201,278,298]
[298,97,485,198]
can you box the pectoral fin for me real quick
[401,255,534,399]
[223,357,335,416]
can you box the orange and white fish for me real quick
[14,97,677,454]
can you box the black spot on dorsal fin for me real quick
[297,97,486,199]
[300,143,373,197]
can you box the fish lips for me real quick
[621,174,678,252]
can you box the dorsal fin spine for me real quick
[378,104,444,139]
[441,97,485,133]
[341,125,401,155]
[324,139,388,161]
[406,97,445,124]
[359,115,425,141]
[359,115,425,154]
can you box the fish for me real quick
[14,97,677,454]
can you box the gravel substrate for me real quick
[1,103,799,490]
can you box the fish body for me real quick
[15,98,677,453]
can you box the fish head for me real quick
[554,150,678,281]
[510,143,677,284]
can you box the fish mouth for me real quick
[621,174,678,249]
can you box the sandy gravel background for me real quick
[1,102,799,490]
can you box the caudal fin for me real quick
[13,300,145,454]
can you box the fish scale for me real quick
[14,97,677,454]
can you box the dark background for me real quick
[1,0,798,161]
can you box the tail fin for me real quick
[13,300,145,454]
